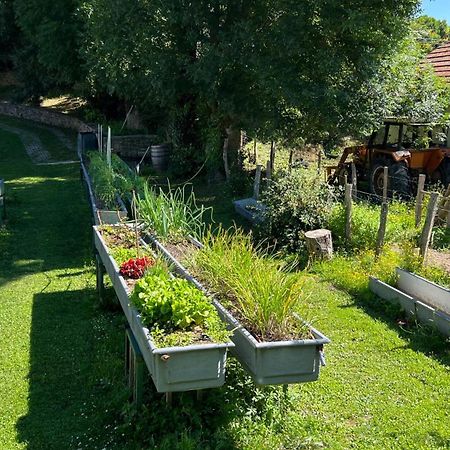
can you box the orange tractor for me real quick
[328,119,450,197]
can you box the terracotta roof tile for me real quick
[426,42,450,80]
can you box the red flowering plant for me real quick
[119,256,155,279]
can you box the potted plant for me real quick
[81,152,129,225]
[93,224,234,392]
[147,224,330,385]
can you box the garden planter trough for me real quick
[369,268,450,337]
[93,226,233,393]
[148,235,330,385]
[81,160,127,225]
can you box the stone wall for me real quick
[108,135,159,159]
[0,101,93,132]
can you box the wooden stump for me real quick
[305,229,333,260]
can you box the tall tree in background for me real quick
[413,15,450,51]
[83,0,420,172]
[0,0,18,68]
[13,0,84,99]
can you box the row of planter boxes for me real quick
[94,225,330,391]
[149,235,330,386]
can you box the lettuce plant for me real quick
[131,268,229,346]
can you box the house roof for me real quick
[426,41,450,80]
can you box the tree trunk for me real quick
[305,229,333,260]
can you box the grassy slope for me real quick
[0,119,449,449]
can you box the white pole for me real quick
[107,127,112,168]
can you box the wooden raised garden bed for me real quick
[147,235,330,385]
[93,226,234,393]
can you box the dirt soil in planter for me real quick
[163,239,199,265]
[100,224,140,250]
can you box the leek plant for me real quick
[137,184,209,241]
[193,228,309,341]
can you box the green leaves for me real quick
[192,228,310,341]
[131,268,229,346]
[137,183,209,241]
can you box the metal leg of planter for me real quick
[196,390,203,402]
[165,392,173,406]
[125,327,144,407]
[95,254,105,303]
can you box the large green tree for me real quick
[84,0,419,152]
[0,0,18,67]
[13,0,85,97]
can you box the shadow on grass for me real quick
[16,288,127,450]
[0,174,93,289]
[17,288,266,449]
[334,282,450,366]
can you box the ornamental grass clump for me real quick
[131,265,230,347]
[137,183,209,241]
[193,229,309,341]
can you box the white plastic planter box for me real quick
[369,269,450,337]
[148,235,330,385]
[93,226,233,392]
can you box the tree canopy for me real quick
[8,0,450,172]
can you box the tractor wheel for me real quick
[370,160,411,199]
[440,158,450,188]
[389,161,411,199]
[369,161,387,197]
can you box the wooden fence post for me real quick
[253,165,262,200]
[270,141,276,172]
[419,192,440,259]
[253,139,257,164]
[382,166,388,203]
[317,150,322,175]
[376,202,388,257]
[345,183,353,242]
[415,174,426,227]
[266,160,272,181]
[351,162,357,200]
[437,184,450,222]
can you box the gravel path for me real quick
[0,123,51,163]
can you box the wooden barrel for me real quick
[151,144,171,172]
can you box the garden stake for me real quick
[345,183,352,242]
[382,166,388,203]
[375,202,388,257]
[132,190,140,258]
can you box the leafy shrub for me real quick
[89,151,117,208]
[192,228,310,341]
[258,169,337,253]
[137,183,210,241]
[131,267,229,346]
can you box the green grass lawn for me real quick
[0,118,449,449]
